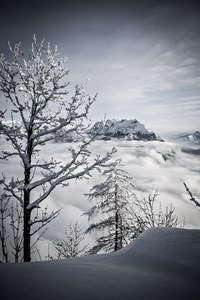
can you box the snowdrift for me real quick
[0,227,200,300]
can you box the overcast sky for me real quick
[0,0,200,135]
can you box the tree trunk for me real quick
[119,217,123,250]
[114,185,118,252]
[23,131,33,262]
[23,184,31,262]
[114,210,119,251]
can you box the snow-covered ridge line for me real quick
[86,119,164,142]
[170,131,200,143]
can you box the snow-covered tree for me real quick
[127,191,182,240]
[84,159,135,254]
[53,222,88,258]
[0,36,116,261]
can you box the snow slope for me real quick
[0,227,200,300]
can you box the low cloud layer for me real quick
[1,137,199,259]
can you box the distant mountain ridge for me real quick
[171,131,200,144]
[86,119,163,141]
[170,131,200,156]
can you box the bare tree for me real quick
[0,191,50,262]
[53,222,88,258]
[9,200,23,262]
[0,36,116,261]
[127,191,182,240]
[0,193,24,262]
[0,193,10,262]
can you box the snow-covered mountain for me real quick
[170,131,200,144]
[86,119,163,141]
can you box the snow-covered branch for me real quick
[0,176,24,207]
[29,207,61,236]
[27,147,117,210]
[0,36,116,261]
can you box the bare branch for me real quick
[0,193,10,262]
[9,201,23,262]
[29,207,61,236]
[183,182,200,208]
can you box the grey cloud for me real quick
[1,1,200,134]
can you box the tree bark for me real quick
[23,128,33,262]
[23,174,31,261]
[114,185,118,252]
[23,194,31,261]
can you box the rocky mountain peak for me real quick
[87,119,163,141]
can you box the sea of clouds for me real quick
[0,137,200,260]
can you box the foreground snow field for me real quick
[0,227,200,300]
